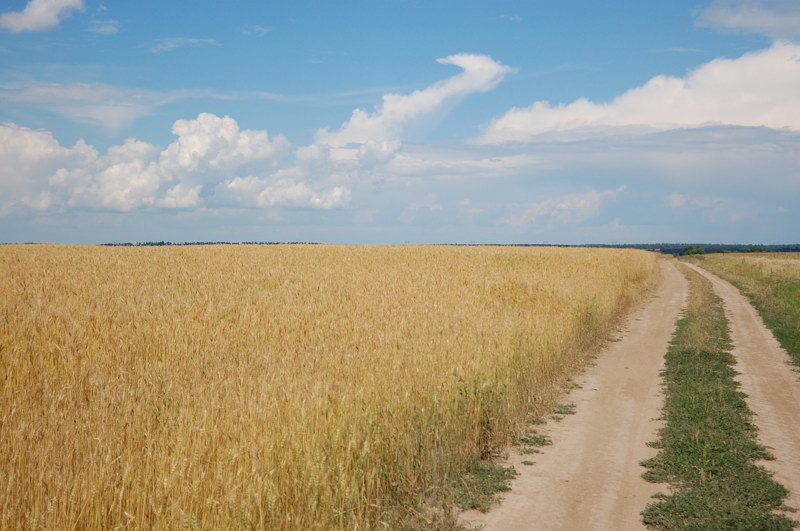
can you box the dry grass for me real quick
[725,253,800,280]
[0,244,656,529]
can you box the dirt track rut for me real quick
[461,259,688,530]
[461,259,800,530]
[684,262,800,514]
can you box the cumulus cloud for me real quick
[697,0,800,42]
[229,54,517,210]
[505,187,626,228]
[159,113,288,181]
[219,176,350,209]
[0,122,92,213]
[478,42,800,144]
[0,0,83,32]
[0,114,320,213]
[152,114,353,210]
[50,138,162,211]
[1,55,515,219]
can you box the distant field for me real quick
[685,253,800,366]
[0,244,656,529]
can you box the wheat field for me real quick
[0,244,656,529]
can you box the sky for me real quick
[1,0,798,245]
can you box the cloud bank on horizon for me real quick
[477,42,800,143]
[1,0,798,244]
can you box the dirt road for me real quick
[461,259,800,530]
[461,258,689,531]
[684,262,800,513]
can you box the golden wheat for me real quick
[0,244,656,529]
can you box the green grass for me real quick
[641,265,795,530]
[550,402,576,421]
[515,434,552,447]
[452,459,518,513]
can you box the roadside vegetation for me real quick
[0,244,656,529]
[685,253,800,366]
[642,264,795,529]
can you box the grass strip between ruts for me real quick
[641,265,796,530]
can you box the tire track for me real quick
[684,262,800,514]
[460,259,688,530]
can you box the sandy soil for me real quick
[685,262,800,514]
[460,259,689,531]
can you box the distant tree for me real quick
[684,247,705,255]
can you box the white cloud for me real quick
[505,187,626,228]
[51,138,162,211]
[1,54,514,216]
[249,54,515,208]
[152,113,294,209]
[150,38,219,53]
[0,0,83,32]
[0,53,513,217]
[0,122,92,213]
[478,42,800,144]
[154,113,345,210]
[160,113,289,179]
[88,18,118,35]
[0,83,173,133]
[0,114,354,214]
[697,0,800,41]
[317,54,513,152]
[258,179,350,209]
[157,183,202,209]
[216,176,350,209]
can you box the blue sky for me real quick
[1,0,798,244]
